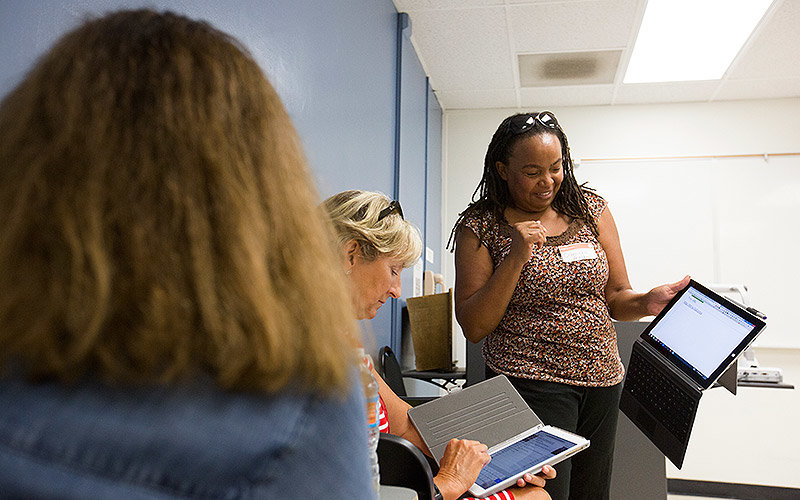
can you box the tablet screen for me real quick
[474,430,577,489]
[641,280,766,389]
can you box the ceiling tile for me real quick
[392,0,430,9]
[726,0,800,80]
[613,81,721,105]
[509,0,642,54]
[434,89,519,110]
[407,6,515,91]
[394,0,504,10]
[520,85,614,108]
[508,0,603,3]
[713,79,800,101]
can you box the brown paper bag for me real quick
[406,288,453,371]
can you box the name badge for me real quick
[558,242,598,263]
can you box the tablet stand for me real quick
[716,363,737,395]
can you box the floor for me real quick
[660,347,800,500]
[664,347,799,491]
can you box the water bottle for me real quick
[358,348,381,493]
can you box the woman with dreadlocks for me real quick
[449,111,688,500]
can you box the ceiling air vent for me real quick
[518,50,622,87]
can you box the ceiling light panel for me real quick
[624,0,773,83]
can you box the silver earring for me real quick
[346,269,352,276]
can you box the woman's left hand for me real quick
[514,464,556,488]
[645,275,691,316]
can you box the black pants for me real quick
[486,368,622,500]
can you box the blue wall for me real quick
[426,81,444,276]
[0,0,399,198]
[395,14,428,357]
[0,0,442,360]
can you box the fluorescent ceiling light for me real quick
[624,0,773,83]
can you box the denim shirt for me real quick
[0,371,374,499]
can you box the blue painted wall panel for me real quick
[394,18,429,356]
[0,0,398,199]
[0,0,441,361]
[426,83,444,275]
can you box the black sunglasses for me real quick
[506,111,560,135]
[377,200,404,221]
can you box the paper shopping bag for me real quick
[406,288,453,371]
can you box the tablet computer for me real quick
[408,375,589,498]
[469,425,588,498]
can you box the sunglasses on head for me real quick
[377,200,404,222]
[506,111,560,135]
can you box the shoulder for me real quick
[460,206,500,236]
[0,372,373,497]
[582,189,607,218]
[462,206,494,224]
[262,370,373,495]
[458,207,503,254]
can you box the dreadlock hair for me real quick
[447,112,597,251]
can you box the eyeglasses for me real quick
[506,111,560,135]
[377,200,404,222]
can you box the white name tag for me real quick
[558,242,598,263]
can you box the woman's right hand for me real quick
[507,465,556,499]
[514,464,556,488]
[508,220,547,266]
[433,438,491,500]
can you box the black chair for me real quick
[378,346,436,406]
[377,433,436,500]
[379,345,408,396]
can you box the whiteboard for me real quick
[575,155,799,348]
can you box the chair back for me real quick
[379,346,407,397]
[377,433,436,500]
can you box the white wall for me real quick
[442,98,800,366]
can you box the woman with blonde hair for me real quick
[323,189,554,500]
[0,9,372,498]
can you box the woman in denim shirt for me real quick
[0,9,372,499]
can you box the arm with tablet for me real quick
[408,376,589,499]
[435,438,557,500]
[467,426,588,498]
[373,362,555,499]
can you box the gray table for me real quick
[610,321,667,500]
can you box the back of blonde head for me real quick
[323,190,422,268]
[0,9,356,393]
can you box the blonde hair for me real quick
[0,9,357,393]
[323,190,422,268]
